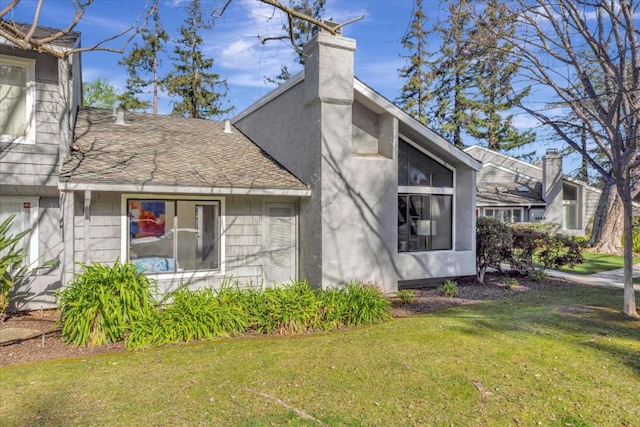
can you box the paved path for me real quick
[544,264,640,291]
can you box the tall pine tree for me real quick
[119,0,168,113]
[396,0,432,126]
[465,0,534,153]
[428,0,476,148]
[164,0,230,119]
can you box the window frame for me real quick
[482,207,523,224]
[397,136,456,253]
[0,55,36,144]
[562,182,580,230]
[0,196,39,265]
[121,194,226,279]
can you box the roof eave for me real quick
[58,182,311,197]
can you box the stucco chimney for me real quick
[542,148,563,229]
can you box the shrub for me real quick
[396,289,415,304]
[503,277,519,289]
[1,214,57,319]
[476,217,512,284]
[248,280,322,334]
[341,281,392,326]
[528,269,548,282]
[441,280,458,297]
[56,260,158,347]
[510,226,583,275]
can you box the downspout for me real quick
[83,190,91,264]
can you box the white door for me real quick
[264,203,296,286]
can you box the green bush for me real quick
[510,226,583,275]
[342,281,391,326]
[441,280,458,297]
[476,217,512,284]
[1,214,57,319]
[56,260,158,347]
[503,277,519,289]
[396,289,415,304]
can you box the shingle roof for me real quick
[2,22,80,48]
[60,107,308,191]
[476,182,545,206]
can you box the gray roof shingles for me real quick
[60,107,308,191]
[476,182,544,206]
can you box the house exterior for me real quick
[234,30,481,288]
[0,26,82,310]
[3,26,480,310]
[464,145,601,236]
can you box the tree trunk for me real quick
[589,180,624,254]
[619,170,638,318]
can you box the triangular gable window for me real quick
[398,139,453,187]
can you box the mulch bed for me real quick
[0,272,574,368]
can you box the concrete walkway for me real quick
[545,264,640,291]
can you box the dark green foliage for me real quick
[476,219,584,281]
[118,0,168,113]
[122,280,392,349]
[396,0,432,125]
[56,261,158,347]
[164,0,231,119]
[0,215,58,317]
[476,216,512,283]
[441,279,459,297]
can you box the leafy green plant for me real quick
[503,277,519,289]
[56,260,158,346]
[342,281,392,326]
[441,280,458,297]
[396,289,415,304]
[0,214,58,319]
[476,216,512,284]
[528,269,548,282]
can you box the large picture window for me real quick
[398,139,454,252]
[127,199,220,274]
[0,55,35,144]
[563,183,580,230]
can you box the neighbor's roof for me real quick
[59,107,309,196]
[475,182,545,207]
[1,22,80,49]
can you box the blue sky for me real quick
[7,0,421,115]
[7,0,568,166]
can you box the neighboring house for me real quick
[464,145,601,236]
[3,26,480,309]
[0,25,82,309]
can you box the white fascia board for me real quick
[232,72,305,123]
[58,182,311,197]
[354,80,482,171]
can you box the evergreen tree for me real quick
[465,0,534,153]
[118,0,168,114]
[428,0,476,148]
[396,0,432,126]
[164,0,230,119]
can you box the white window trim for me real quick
[483,207,524,223]
[397,137,457,253]
[0,55,36,144]
[0,196,39,264]
[120,194,226,279]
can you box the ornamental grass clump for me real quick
[342,281,392,326]
[247,280,321,334]
[56,260,157,347]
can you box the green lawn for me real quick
[557,252,640,275]
[2,285,640,426]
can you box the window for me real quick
[0,197,39,266]
[563,183,580,230]
[127,199,220,274]
[483,208,523,223]
[398,139,454,252]
[0,55,35,144]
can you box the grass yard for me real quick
[2,285,640,426]
[557,252,640,275]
